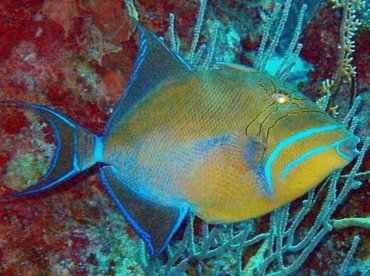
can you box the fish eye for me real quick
[272,93,289,105]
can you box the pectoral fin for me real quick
[242,136,273,197]
[99,166,188,256]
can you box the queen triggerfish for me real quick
[0,22,360,256]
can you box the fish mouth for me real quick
[265,125,360,189]
[336,135,360,161]
[278,132,360,182]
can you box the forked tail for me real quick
[0,101,104,197]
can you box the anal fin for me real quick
[99,166,188,256]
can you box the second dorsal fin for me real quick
[104,21,191,136]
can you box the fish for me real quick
[0,22,360,257]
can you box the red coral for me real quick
[0,0,136,273]
[300,5,341,96]
[0,0,44,62]
[353,27,370,89]
[0,151,11,171]
[241,35,261,51]
[0,108,29,135]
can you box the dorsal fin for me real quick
[104,21,191,136]
[242,136,273,198]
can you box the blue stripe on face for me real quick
[279,137,353,181]
[264,125,341,195]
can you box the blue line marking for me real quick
[103,23,191,136]
[194,134,231,154]
[73,129,80,171]
[24,102,76,128]
[103,25,148,136]
[12,170,78,197]
[280,137,352,181]
[94,136,104,163]
[265,125,341,194]
[40,106,75,128]
[336,136,359,161]
[38,118,62,184]
[159,206,188,254]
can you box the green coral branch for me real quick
[339,235,361,276]
[340,170,370,185]
[331,217,370,229]
[124,0,139,20]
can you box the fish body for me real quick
[1,22,360,256]
[104,68,357,223]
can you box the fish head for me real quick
[245,73,360,203]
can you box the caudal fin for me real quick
[0,101,104,197]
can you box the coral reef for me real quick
[0,0,369,275]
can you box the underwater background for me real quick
[0,0,369,275]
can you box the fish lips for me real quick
[336,135,360,161]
